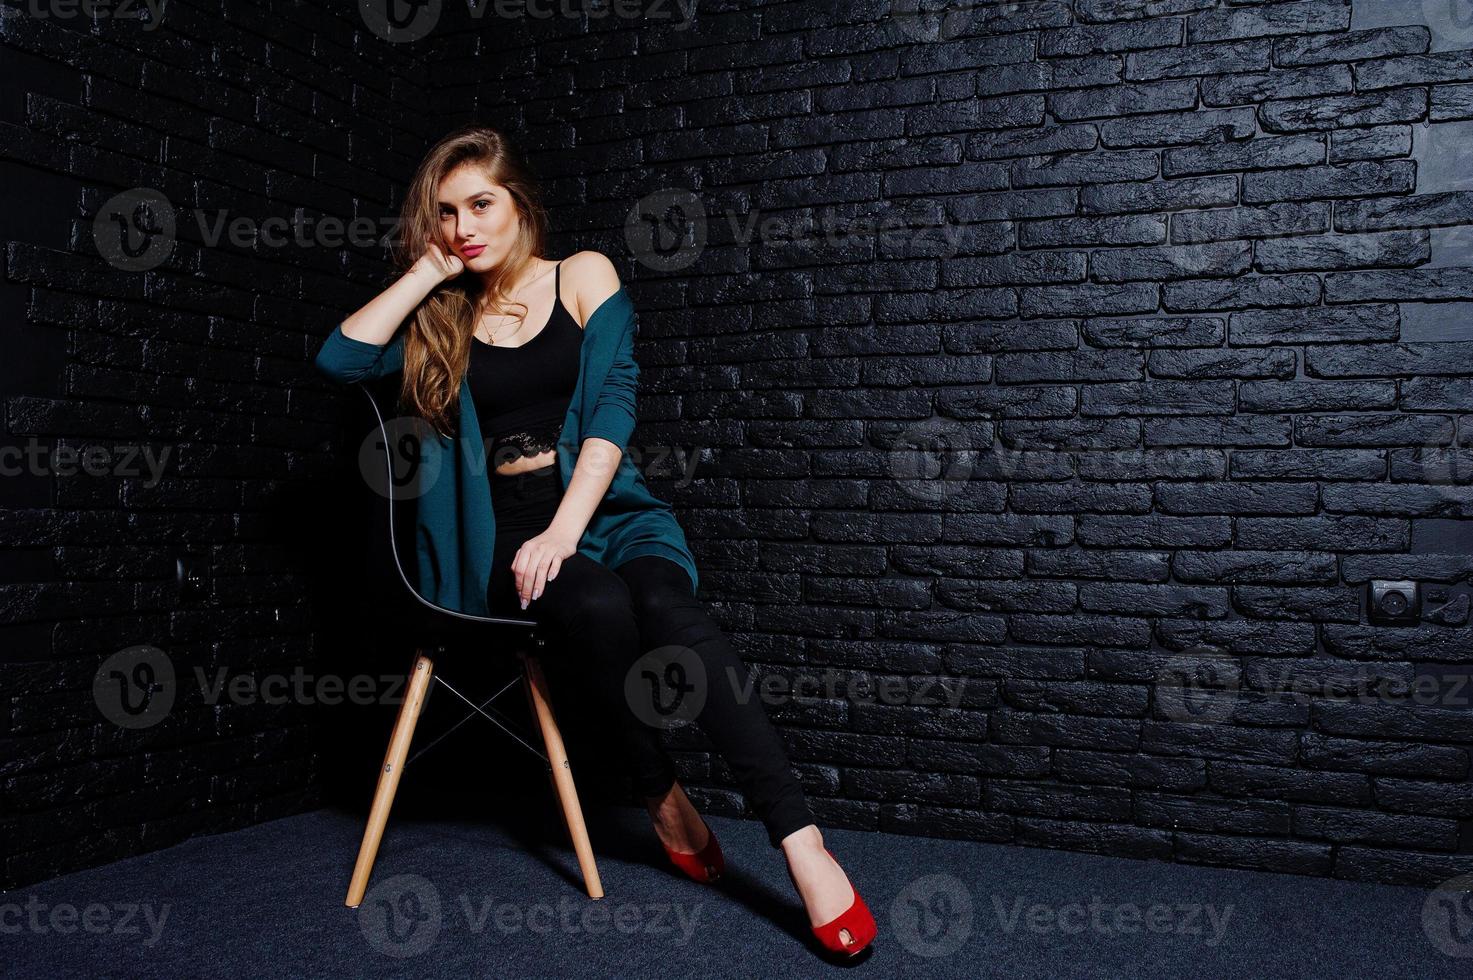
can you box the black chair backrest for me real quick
[356,381,540,634]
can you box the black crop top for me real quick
[465,261,584,475]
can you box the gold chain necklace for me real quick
[478,262,553,345]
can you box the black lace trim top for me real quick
[465,261,584,476]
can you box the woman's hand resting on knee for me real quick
[511,528,579,609]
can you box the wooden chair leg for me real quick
[520,661,573,850]
[520,650,605,900]
[345,651,435,908]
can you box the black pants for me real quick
[486,463,815,849]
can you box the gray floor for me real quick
[2,799,1466,978]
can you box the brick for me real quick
[1253,231,1429,272]
[1229,305,1400,344]
[1011,149,1160,187]
[1230,449,1387,480]
[1172,550,1338,584]
[1147,348,1296,380]
[1092,241,1252,283]
[1009,482,1152,514]
[1239,380,1397,412]
[1074,449,1226,480]
[1301,734,1467,778]
[1020,282,1160,317]
[1388,448,1473,483]
[1187,1,1350,44]
[1078,515,1233,548]
[1145,415,1294,447]
[1126,40,1273,81]
[1401,378,1473,411]
[1020,214,1167,248]
[1202,65,1351,106]
[1335,190,1473,232]
[1164,134,1325,176]
[1236,516,1409,551]
[1081,175,1239,215]
[1100,108,1258,147]
[1041,19,1185,57]
[1004,418,1141,449]
[1307,343,1473,377]
[1329,125,1414,163]
[1232,586,1360,622]
[1163,274,1321,311]
[1172,202,1330,244]
[1432,83,1473,121]
[1323,625,1473,663]
[1155,481,1318,514]
[1049,79,1199,121]
[1322,484,1473,518]
[1081,381,1235,416]
[1242,161,1416,203]
[1324,268,1473,303]
[1083,316,1225,348]
[1355,51,1473,90]
[1259,89,1427,132]
[995,350,1143,383]
[1295,414,1455,447]
[1027,547,1172,582]
[1274,26,1429,66]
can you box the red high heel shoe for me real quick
[788,848,877,958]
[659,816,725,883]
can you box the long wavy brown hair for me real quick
[392,124,549,438]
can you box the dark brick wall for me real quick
[0,1,443,887]
[449,0,1473,890]
[4,0,1473,892]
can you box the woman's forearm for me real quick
[339,260,444,346]
[547,437,624,541]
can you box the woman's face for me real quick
[436,164,519,273]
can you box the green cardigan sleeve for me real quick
[581,299,639,451]
[313,325,405,384]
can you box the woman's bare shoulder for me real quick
[564,250,622,328]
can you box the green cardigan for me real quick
[313,285,699,614]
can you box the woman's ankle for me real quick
[780,823,824,856]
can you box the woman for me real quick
[313,125,877,958]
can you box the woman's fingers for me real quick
[511,546,527,601]
[509,542,561,609]
[513,544,543,609]
[529,557,550,604]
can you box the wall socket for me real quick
[1367,580,1420,625]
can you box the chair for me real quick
[343,381,604,908]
